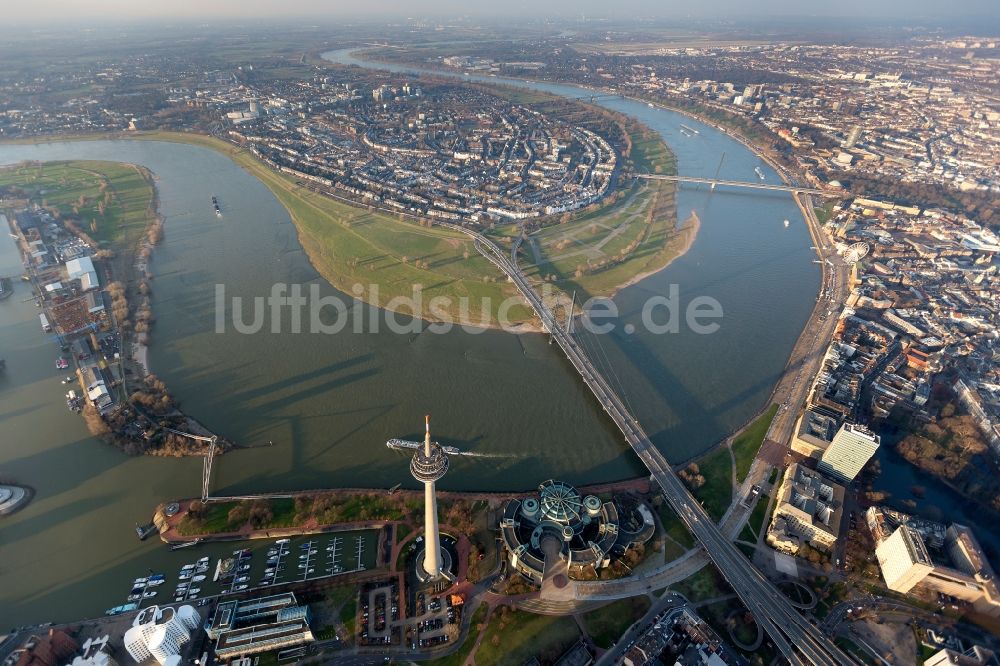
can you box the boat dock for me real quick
[135,522,158,540]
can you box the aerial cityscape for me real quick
[0,3,999,666]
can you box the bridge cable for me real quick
[575,322,641,425]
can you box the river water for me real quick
[0,52,819,625]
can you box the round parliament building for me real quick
[500,479,655,583]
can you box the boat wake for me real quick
[385,439,518,459]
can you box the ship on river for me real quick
[386,438,460,455]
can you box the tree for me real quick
[248,500,273,529]
[227,502,250,528]
[188,500,207,522]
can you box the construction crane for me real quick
[164,428,218,503]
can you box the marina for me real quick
[99,532,378,613]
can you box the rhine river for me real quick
[0,52,822,625]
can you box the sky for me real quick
[5,0,999,21]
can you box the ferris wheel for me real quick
[844,241,870,265]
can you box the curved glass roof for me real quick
[538,480,582,524]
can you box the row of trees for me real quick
[129,373,174,416]
[829,170,996,227]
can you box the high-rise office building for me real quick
[818,423,880,482]
[844,125,862,148]
[876,524,935,593]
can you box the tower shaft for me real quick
[423,478,441,576]
[410,414,449,580]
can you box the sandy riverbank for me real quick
[614,209,701,295]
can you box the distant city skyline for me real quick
[4,0,999,21]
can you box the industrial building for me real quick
[500,479,654,583]
[65,256,99,291]
[817,423,880,482]
[766,463,845,555]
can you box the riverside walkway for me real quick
[438,220,856,666]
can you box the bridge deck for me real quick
[635,173,836,196]
[443,220,855,666]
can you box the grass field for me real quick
[473,608,580,665]
[0,159,155,248]
[177,502,232,535]
[135,128,683,326]
[732,404,779,482]
[672,564,731,603]
[100,131,536,327]
[582,597,651,648]
[747,490,772,538]
[516,121,685,300]
[690,447,733,522]
[657,501,695,549]
[176,493,407,536]
[339,595,358,637]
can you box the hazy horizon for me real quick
[4,0,999,22]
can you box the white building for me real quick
[66,256,99,291]
[766,463,845,554]
[875,524,935,593]
[123,605,200,665]
[69,635,120,666]
[817,423,880,482]
[924,645,995,666]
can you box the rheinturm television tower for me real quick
[410,415,451,581]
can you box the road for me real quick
[593,592,687,666]
[763,192,850,448]
[437,221,856,666]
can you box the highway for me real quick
[441,221,857,666]
[635,173,838,196]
